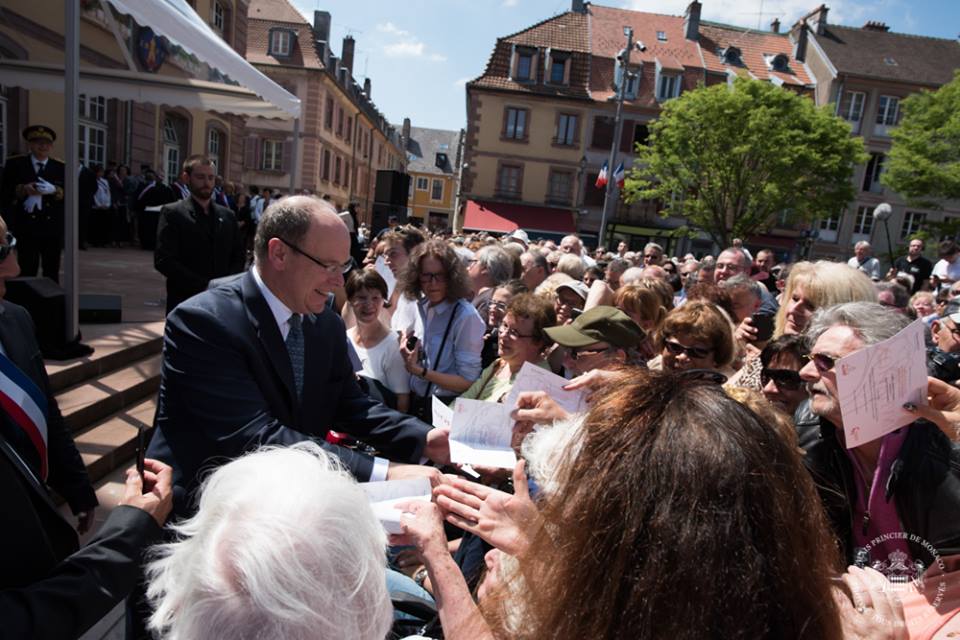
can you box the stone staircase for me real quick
[47,322,165,484]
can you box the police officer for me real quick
[0,125,65,282]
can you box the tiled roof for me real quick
[246,0,323,69]
[588,5,702,68]
[813,25,960,87]
[469,11,592,100]
[404,126,462,176]
[699,23,812,86]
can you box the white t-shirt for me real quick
[349,332,410,395]
[933,258,960,284]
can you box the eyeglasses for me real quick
[420,271,447,283]
[760,368,804,391]
[499,322,536,341]
[489,301,508,311]
[277,237,353,274]
[803,352,839,373]
[568,346,611,360]
[0,233,16,262]
[663,339,713,360]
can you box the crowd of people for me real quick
[2,146,960,639]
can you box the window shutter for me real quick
[281,139,293,173]
[522,109,530,141]
[509,44,517,79]
[244,136,259,169]
[620,120,634,153]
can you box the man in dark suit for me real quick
[148,195,449,518]
[0,215,99,533]
[0,125,65,282]
[155,156,245,314]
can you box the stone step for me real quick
[56,354,162,434]
[74,397,156,485]
[46,321,165,393]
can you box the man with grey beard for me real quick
[796,301,960,571]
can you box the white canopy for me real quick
[0,59,295,120]
[103,0,300,119]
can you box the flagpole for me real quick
[598,27,634,250]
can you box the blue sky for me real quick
[291,0,960,133]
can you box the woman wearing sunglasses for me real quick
[759,335,809,415]
[654,300,736,377]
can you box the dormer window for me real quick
[269,29,293,57]
[615,59,640,99]
[771,54,789,72]
[546,49,571,85]
[435,152,448,169]
[721,46,742,66]
[512,46,537,82]
[657,31,667,41]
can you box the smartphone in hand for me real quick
[405,334,419,351]
[751,312,776,342]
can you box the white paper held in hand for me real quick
[362,478,432,534]
[449,398,516,468]
[503,361,588,414]
[835,319,927,449]
[374,255,397,300]
[432,395,453,431]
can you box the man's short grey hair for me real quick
[719,273,764,300]
[854,240,872,251]
[719,247,751,268]
[620,266,646,286]
[607,258,630,274]
[146,443,392,640]
[643,242,664,254]
[805,301,911,349]
[254,196,337,263]
[523,248,549,272]
[476,245,514,285]
[875,281,910,309]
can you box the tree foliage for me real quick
[623,78,866,247]
[882,71,960,209]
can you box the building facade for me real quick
[400,120,463,232]
[0,0,249,183]
[791,5,960,261]
[244,0,406,217]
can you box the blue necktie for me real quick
[286,313,304,399]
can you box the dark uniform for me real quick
[0,126,65,282]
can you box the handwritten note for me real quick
[449,398,516,468]
[503,362,588,415]
[362,478,432,534]
[432,395,453,431]
[836,319,928,448]
[375,256,397,299]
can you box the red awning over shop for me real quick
[463,200,576,234]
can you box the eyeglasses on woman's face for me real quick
[419,271,447,283]
[760,367,804,391]
[663,339,712,360]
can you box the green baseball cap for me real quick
[544,305,646,349]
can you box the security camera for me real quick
[635,41,647,52]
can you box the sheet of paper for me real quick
[835,319,928,449]
[503,361,588,414]
[449,398,516,468]
[374,255,397,299]
[362,478,432,534]
[432,395,453,431]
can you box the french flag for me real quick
[613,162,625,189]
[595,161,608,189]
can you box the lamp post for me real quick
[598,28,645,250]
[874,202,895,270]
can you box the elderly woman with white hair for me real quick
[145,443,393,640]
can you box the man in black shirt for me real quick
[893,238,933,293]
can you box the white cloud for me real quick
[621,0,872,32]
[376,21,446,62]
[502,0,519,7]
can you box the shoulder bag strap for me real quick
[422,301,460,399]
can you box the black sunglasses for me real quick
[761,367,804,391]
[664,339,713,360]
[0,232,16,262]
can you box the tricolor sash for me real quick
[0,351,48,480]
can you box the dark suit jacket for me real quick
[154,197,245,313]
[0,154,65,238]
[148,270,432,517]
[0,431,161,639]
[0,300,97,514]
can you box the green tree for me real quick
[882,71,960,209]
[623,78,866,247]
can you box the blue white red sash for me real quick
[0,352,48,480]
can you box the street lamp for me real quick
[874,202,894,269]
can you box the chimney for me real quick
[341,35,355,73]
[794,22,808,62]
[684,1,701,41]
[808,4,828,35]
[313,10,331,42]
[771,18,780,33]
[363,77,372,98]
[571,0,585,13]
[402,118,411,143]
[863,21,890,32]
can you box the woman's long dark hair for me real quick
[492,369,843,640]
[399,238,471,302]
